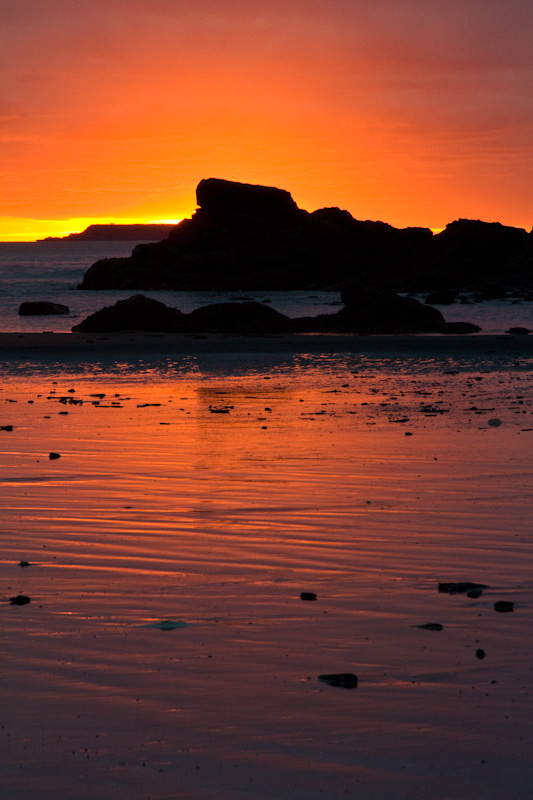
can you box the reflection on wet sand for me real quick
[0,356,532,799]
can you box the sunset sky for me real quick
[1,0,532,240]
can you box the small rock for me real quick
[438,581,489,594]
[1,425,14,431]
[19,301,69,316]
[487,418,502,427]
[10,595,31,605]
[476,649,486,660]
[318,673,358,689]
[139,620,194,630]
[467,589,484,598]
[18,561,30,567]
[439,321,482,335]
[300,592,317,601]
[506,327,530,335]
[417,623,443,631]
[494,601,514,613]
[49,452,61,460]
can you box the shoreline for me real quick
[1,330,533,360]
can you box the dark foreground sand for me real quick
[1,330,533,359]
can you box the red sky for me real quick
[1,0,532,240]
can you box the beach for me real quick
[1,332,532,799]
[2,329,533,357]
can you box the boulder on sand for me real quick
[187,301,292,333]
[297,280,446,334]
[19,301,70,315]
[71,295,189,333]
[425,289,459,305]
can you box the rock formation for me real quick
[72,290,459,336]
[42,223,175,242]
[71,295,189,333]
[76,179,533,296]
[77,178,432,292]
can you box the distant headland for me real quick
[77,177,533,298]
[41,223,176,242]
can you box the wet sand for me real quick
[0,338,532,799]
[1,329,533,358]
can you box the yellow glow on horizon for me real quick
[0,216,186,243]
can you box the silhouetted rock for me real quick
[19,301,69,315]
[78,178,433,291]
[196,177,300,220]
[318,673,358,689]
[72,295,189,333]
[417,623,444,631]
[10,595,31,605]
[438,581,489,594]
[438,321,482,334]
[408,219,530,291]
[494,601,514,613]
[42,223,175,242]
[473,283,509,300]
[76,180,533,295]
[187,301,291,333]
[289,280,448,334]
[425,289,459,305]
[507,326,530,335]
[339,281,385,307]
[329,289,445,333]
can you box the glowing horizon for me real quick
[1,3,532,242]
[0,216,184,243]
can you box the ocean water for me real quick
[0,240,532,334]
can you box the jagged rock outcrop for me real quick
[76,180,533,295]
[405,219,531,292]
[195,177,300,220]
[78,178,432,291]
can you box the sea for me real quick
[0,239,532,334]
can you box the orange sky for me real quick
[1,1,532,240]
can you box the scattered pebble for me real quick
[417,623,443,631]
[476,649,486,660]
[487,418,502,427]
[438,581,488,594]
[494,601,514,613]
[300,592,317,601]
[18,561,30,568]
[318,673,358,689]
[9,595,31,606]
[138,620,194,630]
[0,425,13,431]
[49,452,61,460]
